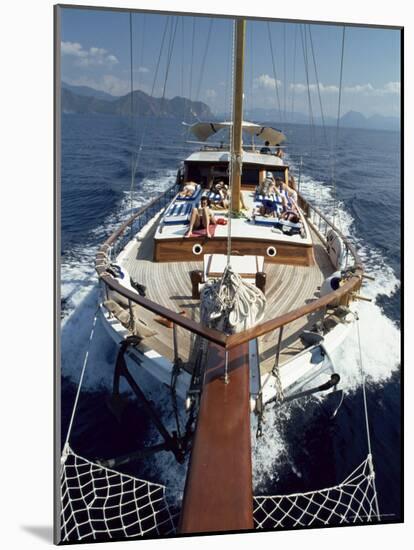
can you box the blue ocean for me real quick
[60,114,401,526]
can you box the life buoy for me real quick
[106,263,137,306]
[326,229,346,270]
[320,270,342,298]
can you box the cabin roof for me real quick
[184,150,287,168]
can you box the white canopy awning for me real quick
[185,120,286,146]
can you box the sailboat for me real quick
[59,15,380,542]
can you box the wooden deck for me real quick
[179,342,253,533]
[118,218,334,374]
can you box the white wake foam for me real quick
[61,169,175,322]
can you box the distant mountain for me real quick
[243,107,399,132]
[61,85,213,120]
[62,81,117,101]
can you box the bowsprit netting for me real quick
[60,444,176,542]
[254,454,379,529]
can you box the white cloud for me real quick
[137,66,149,74]
[383,81,400,94]
[205,88,217,100]
[61,41,85,57]
[65,75,130,96]
[254,74,282,90]
[344,83,375,94]
[344,82,400,96]
[289,81,400,97]
[290,82,338,94]
[61,41,119,68]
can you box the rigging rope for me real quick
[161,16,179,108]
[128,16,171,214]
[290,25,298,123]
[129,13,135,212]
[283,23,287,123]
[355,313,381,518]
[267,22,282,123]
[195,19,214,106]
[299,24,316,153]
[63,308,99,450]
[188,18,196,121]
[226,19,236,266]
[308,24,329,148]
[223,19,232,120]
[331,26,346,227]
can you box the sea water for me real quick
[60,114,401,521]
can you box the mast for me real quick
[230,18,246,213]
[179,19,253,534]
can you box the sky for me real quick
[60,7,401,118]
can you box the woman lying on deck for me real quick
[178,181,198,198]
[185,196,216,238]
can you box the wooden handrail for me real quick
[101,274,227,347]
[95,186,363,351]
[225,271,362,349]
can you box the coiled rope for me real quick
[201,265,266,334]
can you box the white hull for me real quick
[100,302,356,406]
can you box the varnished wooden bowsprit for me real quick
[179,342,253,534]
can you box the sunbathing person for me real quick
[280,209,300,223]
[258,172,275,196]
[185,196,216,238]
[257,201,278,217]
[275,179,298,207]
[210,180,230,209]
[178,181,198,198]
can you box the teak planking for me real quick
[179,342,253,534]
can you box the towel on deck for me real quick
[188,224,217,237]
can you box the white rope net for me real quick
[60,445,176,542]
[254,454,379,529]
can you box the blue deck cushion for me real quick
[163,200,193,224]
[175,184,202,201]
[255,193,284,215]
[254,215,303,234]
[202,190,223,203]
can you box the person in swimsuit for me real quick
[185,196,216,238]
[280,210,300,223]
[275,179,298,209]
[178,181,197,198]
[211,179,230,209]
